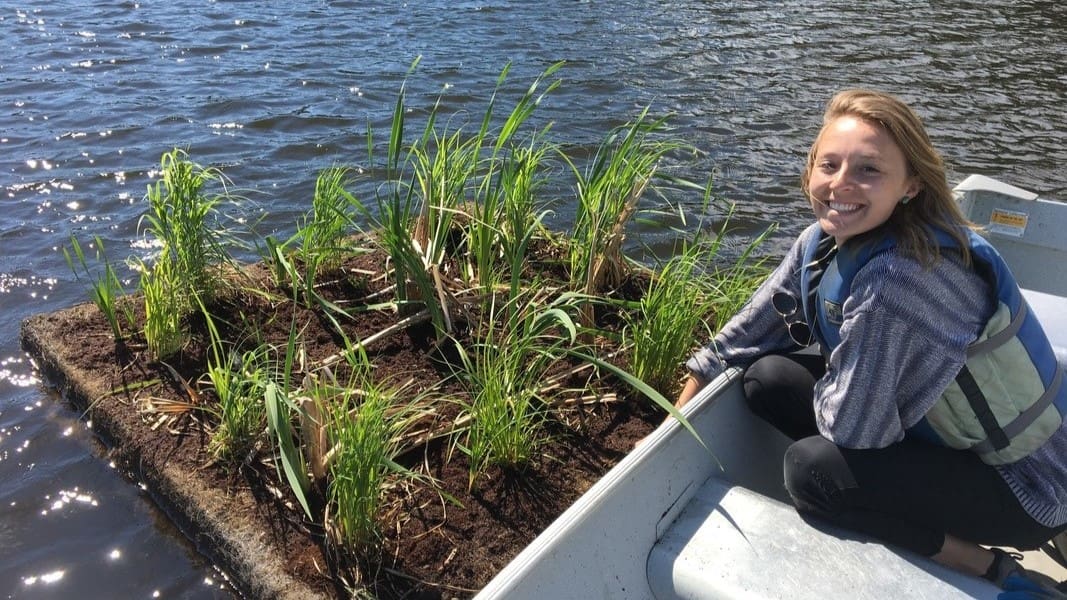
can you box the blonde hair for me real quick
[800,89,974,265]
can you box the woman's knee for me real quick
[744,356,796,413]
[743,355,787,398]
[743,355,820,439]
[783,436,859,516]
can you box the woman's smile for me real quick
[827,201,862,213]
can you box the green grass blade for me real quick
[264,381,312,520]
[569,349,705,449]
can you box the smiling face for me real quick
[807,116,921,245]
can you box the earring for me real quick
[900,195,912,205]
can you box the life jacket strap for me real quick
[955,364,1012,451]
[967,301,1028,358]
[970,366,1064,455]
[804,233,837,357]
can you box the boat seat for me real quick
[1023,288,1067,371]
[646,476,999,599]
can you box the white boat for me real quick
[475,175,1067,600]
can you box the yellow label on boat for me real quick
[988,207,1028,237]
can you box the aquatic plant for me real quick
[136,149,233,359]
[622,196,773,397]
[140,254,185,359]
[64,235,133,340]
[450,63,560,292]
[199,307,269,465]
[703,234,775,332]
[348,71,454,336]
[259,318,431,554]
[141,148,226,304]
[347,62,564,339]
[320,367,428,556]
[454,285,578,488]
[561,110,689,325]
[297,166,362,285]
[623,246,716,396]
[264,318,315,521]
[467,141,555,293]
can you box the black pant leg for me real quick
[741,353,1060,555]
[783,435,1061,555]
[742,353,825,440]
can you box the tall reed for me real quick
[622,197,773,396]
[352,180,449,331]
[703,233,775,332]
[140,255,185,359]
[321,368,426,555]
[456,63,560,291]
[298,167,359,283]
[456,285,578,488]
[141,149,225,304]
[199,304,269,465]
[467,142,554,293]
[348,62,563,338]
[624,247,713,397]
[348,69,452,335]
[64,235,133,340]
[264,318,314,520]
[562,110,688,322]
[138,149,229,358]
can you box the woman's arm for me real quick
[686,223,824,382]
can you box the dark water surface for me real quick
[1,1,1064,597]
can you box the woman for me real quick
[682,89,1067,595]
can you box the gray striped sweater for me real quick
[687,222,1067,528]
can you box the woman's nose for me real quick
[828,166,851,190]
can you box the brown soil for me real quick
[20,248,662,599]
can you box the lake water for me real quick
[1,1,1064,597]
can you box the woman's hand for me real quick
[632,374,709,449]
[675,374,708,410]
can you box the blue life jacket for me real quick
[799,227,1067,465]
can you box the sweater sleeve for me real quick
[813,249,995,448]
[686,223,823,381]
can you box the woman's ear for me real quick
[905,176,922,200]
